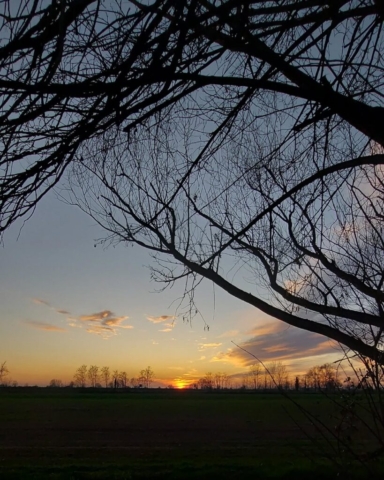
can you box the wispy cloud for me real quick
[211,321,338,367]
[64,310,131,336]
[30,297,132,339]
[86,325,116,338]
[32,297,72,316]
[218,330,239,339]
[79,310,112,322]
[147,315,176,324]
[199,342,222,351]
[103,316,128,327]
[32,298,51,307]
[159,328,173,332]
[182,368,199,378]
[25,320,66,332]
[75,310,132,338]
[67,320,80,328]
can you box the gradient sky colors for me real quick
[0,192,343,387]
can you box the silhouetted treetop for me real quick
[1,1,383,233]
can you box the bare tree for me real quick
[295,376,300,392]
[221,372,231,389]
[119,371,128,388]
[69,1,384,366]
[139,366,155,388]
[0,0,206,233]
[74,365,87,388]
[130,377,140,388]
[1,2,384,363]
[0,362,9,385]
[87,365,99,388]
[198,372,214,390]
[274,362,289,389]
[266,362,277,390]
[112,370,120,388]
[100,366,110,388]
[48,379,63,388]
[249,364,262,390]
[306,363,339,391]
[214,372,229,389]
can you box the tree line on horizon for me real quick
[0,359,353,392]
[62,365,156,389]
[195,361,341,392]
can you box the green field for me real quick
[0,388,381,479]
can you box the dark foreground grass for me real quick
[0,388,382,479]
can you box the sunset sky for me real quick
[0,192,343,387]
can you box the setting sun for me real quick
[174,380,188,389]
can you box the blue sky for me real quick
[0,191,342,387]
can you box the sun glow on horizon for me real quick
[174,380,188,389]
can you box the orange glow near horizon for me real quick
[174,380,188,389]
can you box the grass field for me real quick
[0,388,382,479]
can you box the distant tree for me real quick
[265,362,277,389]
[320,363,340,391]
[112,370,120,388]
[119,371,128,388]
[249,364,262,390]
[101,366,110,388]
[295,376,300,392]
[139,366,155,388]
[48,379,63,388]
[198,372,214,390]
[274,362,289,389]
[130,377,139,388]
[215,372,229,389]
[221,373,230,389]
[0,362,9,385]
[260,361,289,390]
[240,373,249,390]
[74,365,87,388]
[88,365,99,388]
[213,372,231,389]
[306,364,339,391]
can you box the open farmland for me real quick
[0,389,381,479]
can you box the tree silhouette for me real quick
[112,369,119,388]
[74,365,87,388]
[101,366,110,388]
[71,1,384,363]
[305,363,339,391]
[0,362,9,384]
[48,379,63,388]
[1,2,384,363]
[249,364,262,390]
[87,365,99,388]
[118,371,128,388]
[139,366,155,388]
